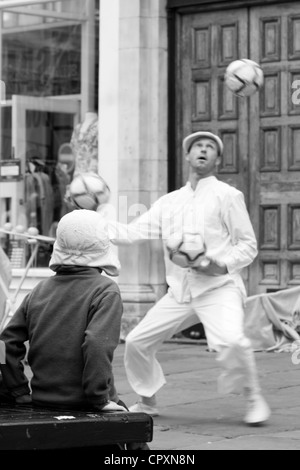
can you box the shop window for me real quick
[0,0,99,269]
[2,25,81,99]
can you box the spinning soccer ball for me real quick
[224,59,264,98]
[69,173,110,210]
[166,234,210,269]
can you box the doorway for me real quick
[169,1,300,294]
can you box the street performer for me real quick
[104,131,271,426]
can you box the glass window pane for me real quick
[2,25,82,98]
[0,1,99,269]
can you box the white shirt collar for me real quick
[186,175,217,192]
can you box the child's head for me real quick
[49,209,120,276]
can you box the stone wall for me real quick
[99,0,168,337]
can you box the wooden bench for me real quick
[0,405,153,450]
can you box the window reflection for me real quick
[0,0,98,269]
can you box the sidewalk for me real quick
[113,339,300,450]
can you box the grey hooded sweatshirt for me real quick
[0,266,122,407]
[0,210,123,408]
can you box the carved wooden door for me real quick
[180,8,251,289]
[177,2,300,295]
[249,3,300,293]
[180,8,249,192]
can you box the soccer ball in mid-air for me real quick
[224,59,264,98]
[166,234,210,269]
[69,173,110,210]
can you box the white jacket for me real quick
[107,176,257,302]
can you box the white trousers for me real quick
[124,282,261,398]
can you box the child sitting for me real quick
[0,210,124,412]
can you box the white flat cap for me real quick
[183,131,224,156]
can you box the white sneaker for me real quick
[129,402,160,417]
[244,394,271,426]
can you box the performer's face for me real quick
[186,138,220,176]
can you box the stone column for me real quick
[99,0,168,338]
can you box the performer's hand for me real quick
[192,259,228,276]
